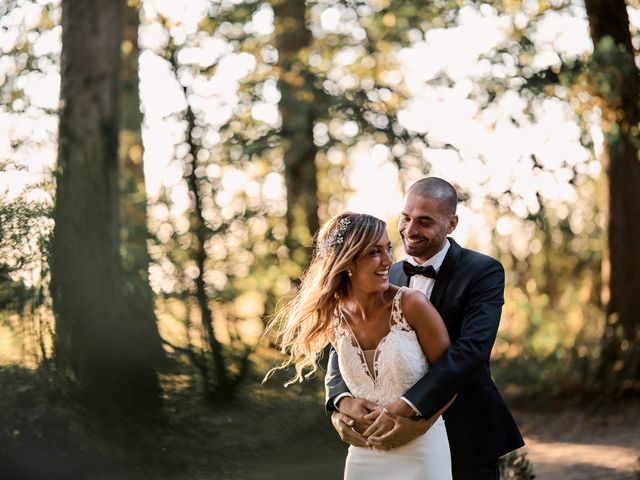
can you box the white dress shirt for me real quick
[405,240,450,297]
[399,240,450,415]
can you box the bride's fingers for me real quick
[362,411,394,438]
[381,407,400,419]
[367,424,400,450]
[363,407,383,422]
[368,426,396,444]
[367,422,393,440]
[361,418,381,438]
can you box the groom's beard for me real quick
[402,236,436,261]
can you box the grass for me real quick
[0,349,346,480]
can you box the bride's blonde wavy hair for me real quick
[264,212,387,385]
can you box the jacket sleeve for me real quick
[403,258,505,418]
[324,346,351,413]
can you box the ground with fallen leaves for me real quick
[0,363,638,480]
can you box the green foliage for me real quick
[0,1,58,295]
[489,176,606,395]
[2,0,636,403]
[0,190,52,309]
[0,189,53,366]
[500,451,536,480]
[0,0,60,115]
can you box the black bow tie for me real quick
[402,261,438,279]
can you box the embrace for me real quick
[269,177,524,479]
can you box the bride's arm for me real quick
[389,289,455,415]
[363,290,455,448]
[403,288,451,366]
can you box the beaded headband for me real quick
[317,217,351,257]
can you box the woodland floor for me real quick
[513,399,640,480]
[0,358,638,480]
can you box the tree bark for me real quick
[273,0,320,264]
[52,0,159,408]
[585,0,640,389]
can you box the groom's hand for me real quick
[365,409,430,451]
[383,399,417,418]
[331,411,368,447]
[336,397,378,432]
[361,398,414,440]
[330,397,378,447]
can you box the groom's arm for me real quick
[400,258,505,419]
[324,346,351,413]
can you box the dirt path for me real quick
[513,400,640,479]
[241,401,640,480]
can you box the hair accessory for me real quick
[317,218,351,257]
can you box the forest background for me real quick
[0,0,639,478]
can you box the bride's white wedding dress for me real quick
[334,287,452,480]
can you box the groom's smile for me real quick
[398,193,458,263]
[405,237,426,246]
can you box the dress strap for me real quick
[390,287,411,331]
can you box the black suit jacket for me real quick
[325,238,524,467]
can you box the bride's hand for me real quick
[365,409,430,451]
[361,399,412,439]
[336,397,378,432]
[361,407,394,440]
[367,396,455,450]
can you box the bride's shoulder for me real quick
[399,288,436,328]
[399,287,429,307]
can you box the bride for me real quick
[267,212,453,479]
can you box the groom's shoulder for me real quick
[390,260,404,272]
[458,244,503,270]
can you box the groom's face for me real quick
[398,193,458,263]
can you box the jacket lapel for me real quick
[430,238,461,310]
[390,261,410,287]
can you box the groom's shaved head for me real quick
[407,177,458,216]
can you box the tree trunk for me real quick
[164,41,249,403]
[273,0,320,265]
[585,0,640,389]
[52,0,159,409]
[119,0,164,366]
[183,101,233,402]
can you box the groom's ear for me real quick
[447,215,458,234]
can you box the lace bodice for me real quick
[333,287,429,406]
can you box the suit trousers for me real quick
[452,459,499,480]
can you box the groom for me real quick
[325,177,524,479]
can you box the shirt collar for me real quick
[405,239,450,272]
